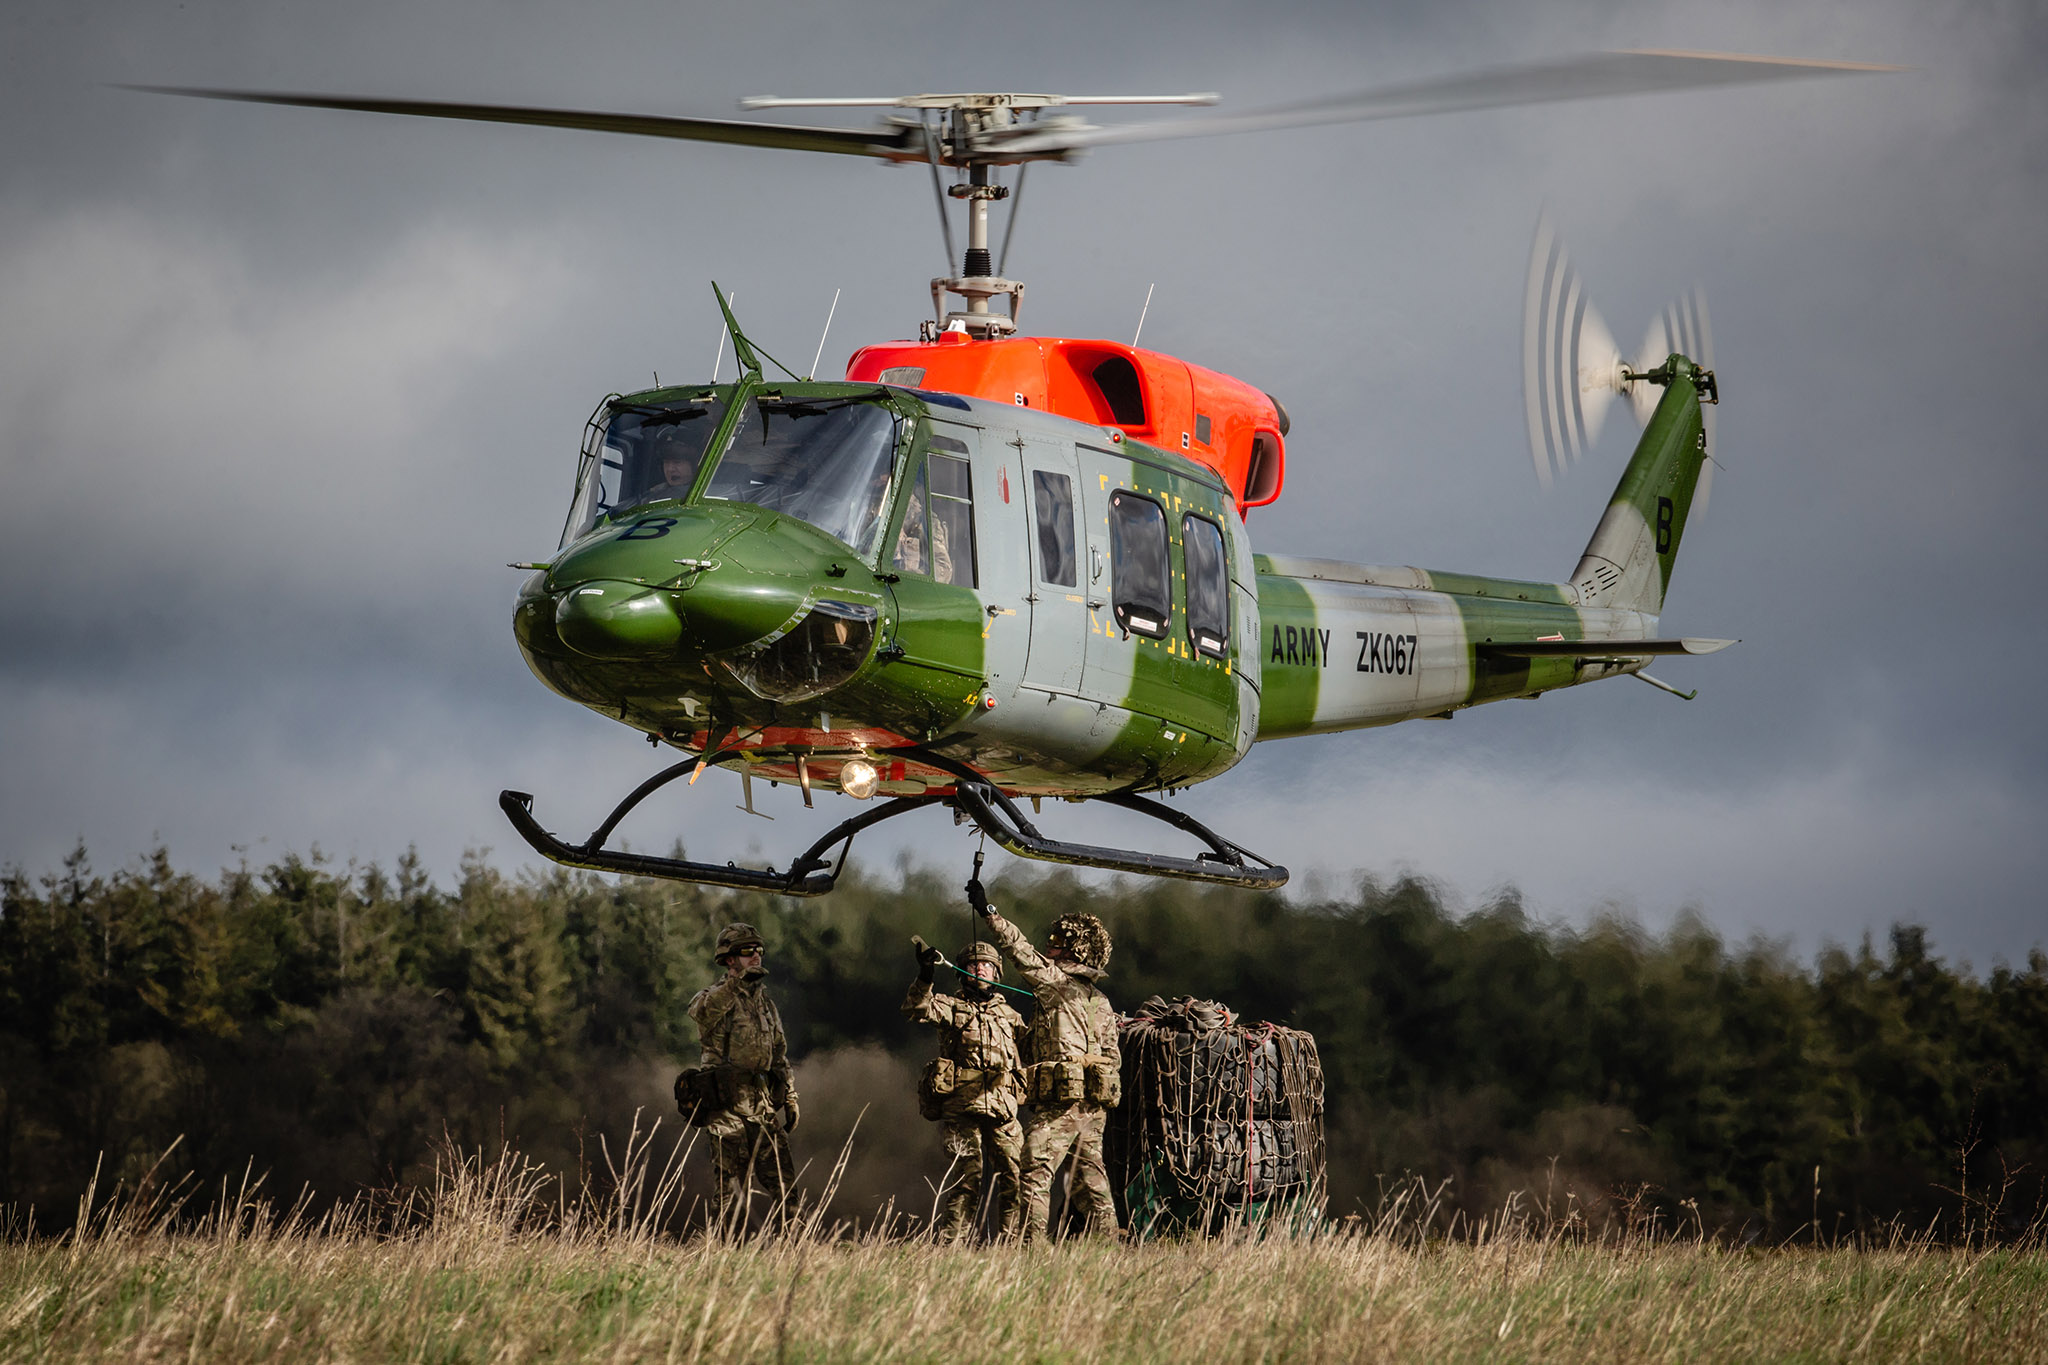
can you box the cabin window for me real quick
[1109,491,1170,638]
[1183,514,1230,658]
[892,452,977,587]
[1032,470,1077,586]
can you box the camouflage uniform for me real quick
[902,939,1028,1242]
[984,910,1121,1240]
[687,924,797,1228]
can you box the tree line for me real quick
[2,842,2043,1239]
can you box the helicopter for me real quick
[136,50,1892,896]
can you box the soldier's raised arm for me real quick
[972,875,1064,992]
[902,935,954,1023]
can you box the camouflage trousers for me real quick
[1019,1101,1115,1241]
[937,1113,1024,1243]
[707,1114,793,1231]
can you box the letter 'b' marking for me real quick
[619,517,678,541]
[1655,497,1674,555]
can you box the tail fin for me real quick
[1568,357,1713,614]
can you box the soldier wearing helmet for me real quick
[970,879,1122,1241]
[903,935,1029,1242]
[642,424,706,502]
[686,922,799,1229]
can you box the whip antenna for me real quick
[808,287,841,380]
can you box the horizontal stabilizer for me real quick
[1479,637,1736,657]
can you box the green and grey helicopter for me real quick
[136,50,1892,896]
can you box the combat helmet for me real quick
[1046,913,1111,971]
[713,922,764,963]
[957,940,1004,976]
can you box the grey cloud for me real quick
[3,0,2043,967]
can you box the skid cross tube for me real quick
[500,787,943,896]
[890,744,1288,887]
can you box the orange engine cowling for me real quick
[846,334,1286,514]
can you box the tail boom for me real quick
[1250,556,1681,740]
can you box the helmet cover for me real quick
[1047,913,1111,971]
[714,922,765,963]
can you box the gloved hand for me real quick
[912,934,942,980]
[966,877,991,918]
[782,1095,801,1133]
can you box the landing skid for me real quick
[501,786,941,896]
[500,755,1289,896]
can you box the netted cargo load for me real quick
[1107,995,1326,1233]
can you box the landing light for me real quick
[840,758,880,800]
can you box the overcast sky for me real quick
[4,0,2042,968]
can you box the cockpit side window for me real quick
[927,452,977,588]
[892,461,930,577]
[890,449,977,588]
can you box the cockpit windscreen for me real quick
[703,398,900,555]
[564,395,728,545]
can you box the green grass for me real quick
[6,1230,2046,1362]
[3,1142,2043,1363]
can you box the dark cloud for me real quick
[3,0,2043,964]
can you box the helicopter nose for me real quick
[670,567,811,652]
[553,580,682,659]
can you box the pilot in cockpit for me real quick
[644,428,704,502]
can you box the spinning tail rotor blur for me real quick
[1523,213,1718,509]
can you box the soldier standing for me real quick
[903,935,1028,1242]
[970,877,1122,1241]
[685,922,800,1230]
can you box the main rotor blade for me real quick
[996,50,1901,155]
[123,86,921,159]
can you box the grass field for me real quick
[4,1147,2044,1363]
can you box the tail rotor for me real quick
[1522,212,1715,506]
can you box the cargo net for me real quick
[1107,995,1326,1234]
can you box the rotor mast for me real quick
[743,91,1218,340]
[936,160,1021,337]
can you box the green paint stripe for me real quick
[1250,574,1321,735]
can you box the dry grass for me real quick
[3,1133,2044,1364]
